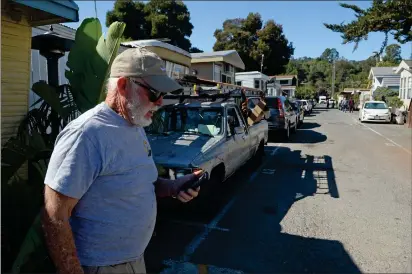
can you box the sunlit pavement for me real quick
[145,106,412,273]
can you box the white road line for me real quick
[161,143,283,269]
[353,118,411,155]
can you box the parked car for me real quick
[145,99,269,189]
[264,96,298,140]
[299,99,313,114]
[290,100,304,127]
[358,101,391,123]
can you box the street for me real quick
[145,106,412,274]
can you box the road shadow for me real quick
[148,147,360,273]
[268,129,327,144]
[299,122,321,130]
[186,147,356,273]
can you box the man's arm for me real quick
[154,177,175,198]
[42,185,83,274]
[154,171,202,202]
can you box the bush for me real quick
[373,87,399,101]
[387,96,404,109]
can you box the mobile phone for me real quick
[179,172,209,192]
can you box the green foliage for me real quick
[387,96,404,109]
[189,47,203,53]
[295,85,317,99]
[66,18,126,112]
[106,0,194,51]
[373,87,399,100]
[382,44,402,63]
[324,0,412,53]
[376,60,399,67]
[1,18,125,274]
[213,12,294,75]
[283,49,376,98]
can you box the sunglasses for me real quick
[130,78,166,102]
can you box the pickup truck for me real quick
[145,99,268,189]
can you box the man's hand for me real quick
[172,170,203,203]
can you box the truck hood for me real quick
[147,132,222,167]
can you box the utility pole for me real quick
[260,54,264,73]
[332,59,335,99]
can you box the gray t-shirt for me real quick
[44,102,158,266]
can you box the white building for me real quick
[395,60,412,110]
[368,67,400,95]
[190,50,245,84]
[235,71,270,93]
[270,75,298,97]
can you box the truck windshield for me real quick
[145,107,224,136]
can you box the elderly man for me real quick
[42,48,202,274]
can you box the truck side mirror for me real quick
[234,126,245,134]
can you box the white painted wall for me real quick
[235,72,270,90]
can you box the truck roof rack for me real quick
[164,89,243,103]
[174,74,263,97]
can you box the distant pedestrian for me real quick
[342,98,348,113]
[349,98,354,113]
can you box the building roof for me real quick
[369,67,398,79]
[34,24,77,40]
[395,60,412,74]
[191,50,245,70]
[12,0,79,25]
[121,39,191,58]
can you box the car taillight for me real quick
[277,99,284,118]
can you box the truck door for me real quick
[226,107,250,175]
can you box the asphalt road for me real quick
[145,106,412,274]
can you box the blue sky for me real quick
[64,1,411,61]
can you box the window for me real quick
[279,80,289,85]
[222,74,227,83]
[254,79,260,89]
[224,63,232,73]
[226,76,232,84]
[364,102,388,109]
[236,81,242,86]
[227,107,242,136]
[408,77,412,99]
[214,64,221,82]
[146,107,224,136]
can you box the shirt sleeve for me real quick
[44,128,102,199]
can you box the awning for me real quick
[11,0,79,24]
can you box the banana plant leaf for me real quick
[11,212,50,274]
[66,18,126,113]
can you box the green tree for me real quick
[189,47,203,53]
[106,0,194,51]
[213,13,294,75]
[295,85,316,99]
[324,0,412,53]
[382,44,402,63]
[106,0,148,41]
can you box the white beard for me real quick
[127,92,158,127]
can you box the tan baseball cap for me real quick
[110,47,183,94]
